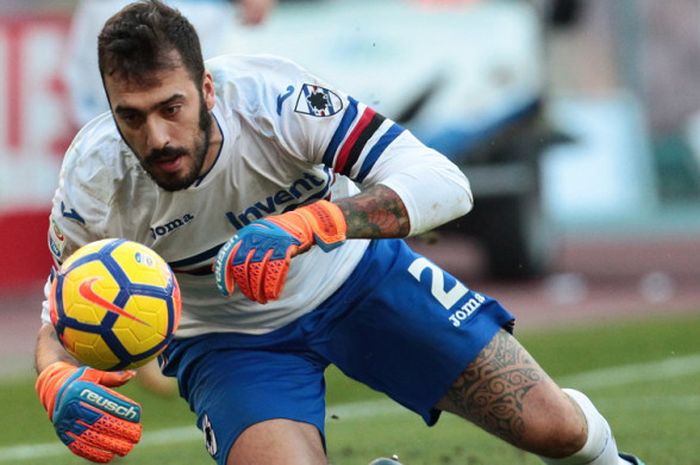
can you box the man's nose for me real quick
[145,117,170,149]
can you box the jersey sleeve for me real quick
[263,56,473,235]
[362,131,474,235]
[42,134,113,324]
[48,148,112,264]
[261,58,406,179]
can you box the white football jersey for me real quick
[44,54,473,337]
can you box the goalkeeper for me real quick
[35,1,644,465]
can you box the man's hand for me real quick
[214,200,346,303]
[36,361,142,463]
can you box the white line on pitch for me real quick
[557,353,700,388]
[2,353,700,462]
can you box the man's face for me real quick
[104,62,215,191]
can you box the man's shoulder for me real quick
[206,53,303,77]
[62,113,140,204]
[207,53,308,103]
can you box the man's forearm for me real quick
[35,324,78,374]
[335,184,411,239]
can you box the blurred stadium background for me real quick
[3,0,699,359]
[1,0,700,462]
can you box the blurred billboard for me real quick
[2,0,700,288]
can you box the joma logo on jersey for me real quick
[226,173,326,229]
[150,213,195,239]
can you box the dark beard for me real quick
[142,93,213,192]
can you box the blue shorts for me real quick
[161,239,514,464]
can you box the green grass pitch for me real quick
[2,312,699,464]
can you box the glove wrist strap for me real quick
[36,361,79,419]
[298,200,347,250]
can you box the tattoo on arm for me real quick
[438,330,545,446]
[335,185,411,238]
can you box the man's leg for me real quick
[309,240,641,464]
[227,420,406,465]
[162,333,331,465]
[436,329,627,464]
[227,419,326,465]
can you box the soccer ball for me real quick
[49,238,181,371]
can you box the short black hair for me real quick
[98,0,205,87]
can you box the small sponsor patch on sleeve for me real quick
[294,83,343,117]
[48,217,66,260]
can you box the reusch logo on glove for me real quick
[80,388,140,421]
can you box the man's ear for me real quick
[202,71,216,110]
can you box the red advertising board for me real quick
[0,13,72,288]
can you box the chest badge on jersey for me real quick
[294,83,343,117]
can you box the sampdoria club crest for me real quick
[294,83,343,117]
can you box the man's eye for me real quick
[120,113,140,124]
[164,105,181,116]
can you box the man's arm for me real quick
[35,323,78,374]
[336,185,411,239]
[35,323,142,463]
[214,185,413,303]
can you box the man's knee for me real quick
[538,389,622,465]
[518,385,588,457]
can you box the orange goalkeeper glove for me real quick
[36,361,142,463]
[214,200,346,303]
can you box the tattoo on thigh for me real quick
[443,330,544,444]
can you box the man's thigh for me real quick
[227,419,326,465]
[315,239,516,425]
[182,348,327,465]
